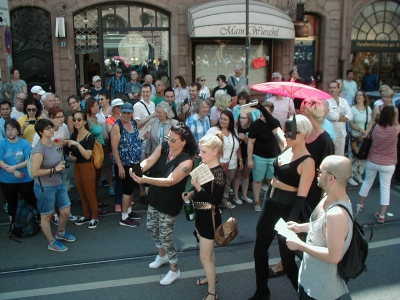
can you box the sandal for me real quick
[195,276,218,286]
[356,203,364,212]
[98,202,108,208]
[203,292,218,300]
[268,267,285,278]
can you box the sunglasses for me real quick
[27,108,37,112]
[116,71,122,73]
[200,79,206,82]
[44,126,55,131]
[316,168,336,179]
[72,118,84,122]
[165,135,181,143]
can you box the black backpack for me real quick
[9,201,40,239]
[329,204,369,283]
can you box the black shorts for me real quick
[114,165,137,196]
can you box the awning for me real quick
[188,0,295,39]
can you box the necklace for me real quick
[167,150,175,163]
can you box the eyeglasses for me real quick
[239,116,248,119]
[69,100,78,106]
[155,84,163,87]
[165,135,181,143]
[44,126,55,131]
[27,108,37,112]
[72,118,83,122]
[52,115,65,120]
[316,168,336,179]
[16,97,26,101]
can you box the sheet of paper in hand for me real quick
[274,218,298,239]
[190,163,215,186]
[138,124,152,140]
[240,102,257,115]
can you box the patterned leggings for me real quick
[147,205,178,263]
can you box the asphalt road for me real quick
[0,182,399,300]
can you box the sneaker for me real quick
[229,188,234,194]
[232,198,243,205]
[354,174,364,184]
[241,197,253,203]
[254,204,262,212]
[375,212,385,223]
[55,231,76,242]
[115,204,122,212]
[356,203,364,212]
[119,218,139,227]
[160,270,181,285]
[149,255,169,269]
[128,211,142,220]
[48,240,68,252]
[68,214,78,221]
[221,202,236,209]
[347,178,358,186]
[101,180,110,187]
[51,214,59,225]
[109,187,115,196]
[75,217,91,225]
[88,219,99,229]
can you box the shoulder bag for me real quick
[355,122,377,160]
[220,135,235,175]
[210,180,238,246]
[86,133,104,169]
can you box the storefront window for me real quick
[73,4,170,87]
[294,15,319,84]
[194,41,270,88]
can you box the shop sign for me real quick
[0,0,11,26]
[351,40,400,52]
[219,25,280,37]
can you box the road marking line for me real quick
[0,239,399,299]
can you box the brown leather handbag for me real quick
[211,181,238,246]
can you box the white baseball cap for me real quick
[31,85,46,95]
[92,75,101,82]
[111,98,124,107]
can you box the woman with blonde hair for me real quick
[210,93,232,126]
[248,112,315,300]
[372,86,399,124]
[182,133,226,300]
[145,102,179,156]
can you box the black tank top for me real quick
[273,147,312,188]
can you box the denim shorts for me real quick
[252,154,275,181]
[33,182,71,215]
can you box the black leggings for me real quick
[0,181,37,217]
[254,198,300,294]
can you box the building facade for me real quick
[0,0,399,108]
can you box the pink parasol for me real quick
[251,81,331,100]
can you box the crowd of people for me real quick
[0,65,399,300]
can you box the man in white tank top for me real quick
[285,155,353,300]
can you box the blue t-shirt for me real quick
[0,138,32,183]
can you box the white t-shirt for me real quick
[206,127,239,170]
[32,123,69,160]
[199,86,210,99]
[133,99,156,121]
[96,109,108,140]
[11,108,25,120]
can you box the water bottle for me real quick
[184,198,195,221]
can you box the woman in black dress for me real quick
[182,133,226,300]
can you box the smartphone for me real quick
[29,120,36,124]
[183,98,189,105]
[131,162,143,177]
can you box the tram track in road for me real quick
[1,220,399,277]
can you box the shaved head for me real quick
[321,155,352,186]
